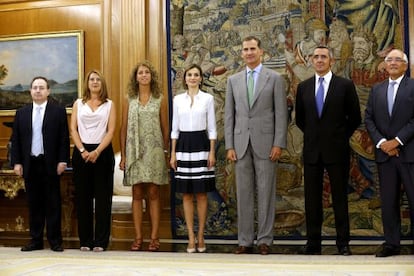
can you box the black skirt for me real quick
[174,131,216,193]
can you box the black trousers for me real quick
[72,144,114,249]
[304,158,350,248]
[25,156,62,247]
[378,157,414,248]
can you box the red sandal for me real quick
[148,238,160,251]
[130,238,143,251]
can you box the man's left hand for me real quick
[269,146,282,162]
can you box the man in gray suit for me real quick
[365,49,414,257]
[225,36,288,255]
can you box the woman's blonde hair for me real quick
[82,69,109,103]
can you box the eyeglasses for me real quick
[384,57,406,63]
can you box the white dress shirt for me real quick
[31,101,47,155]
[170,90,217,140]
[314,71,333,102]
[376,75,405,148]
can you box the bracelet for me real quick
[94,149,99,156]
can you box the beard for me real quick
[353,48,369,63]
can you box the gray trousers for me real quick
[235,143,276,246]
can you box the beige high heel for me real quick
[197,237,206,253]
[187,237,196,253]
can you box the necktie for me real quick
[31,106,43,156]
[247,70,254,107]
[315,77,324,117]
[387,81,396,115]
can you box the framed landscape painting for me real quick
[0,30,84,115]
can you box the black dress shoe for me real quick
[257,244,270,255]
[375,244,400,257]
[298,245,321,255]
[337,245,352,256]
[21,243,43,252]
[51,245,64,252]
[234,245,253,254]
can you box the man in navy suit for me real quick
[365,49,414,257]
[11,76,70,252]
[295,46,361,255]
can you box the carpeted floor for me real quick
[1,241,414,275]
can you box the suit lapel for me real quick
[238,70,249,109]
[26,105,34,149]
[307,77,318,118]
[392,76,407,116]
[42,103,48,133]
[252,69,268,107]
[322,74,336,117]
[376,82,389,123]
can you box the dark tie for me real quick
[31,106,43,156]
[387,81,396,115]
[316,77,324,117]
[247,70,254,107]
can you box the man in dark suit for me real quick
[225,36,288,255]
[295,46,361,255]
[11,76,70,252]
[365,49,414,257]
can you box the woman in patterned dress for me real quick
[119,61,169,251]
[170,64,217,253]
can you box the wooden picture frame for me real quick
[0,30,84,115]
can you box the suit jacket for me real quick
[295,74,361,164]
[11,101,70,180]
[224,66,287,159]
[365,76,414,163]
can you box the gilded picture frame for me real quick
[0,30,84,115]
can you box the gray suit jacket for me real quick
[224,66,287,159]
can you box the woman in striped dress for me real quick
[170,64,217,253]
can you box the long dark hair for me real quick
[182,64,204,90]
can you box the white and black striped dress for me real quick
[171,90,217,193]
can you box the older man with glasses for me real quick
[365,49,414,257]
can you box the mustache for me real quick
[353,48,369,56]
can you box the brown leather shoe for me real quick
[234,245,253,254]
[258,244,270,255]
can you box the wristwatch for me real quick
[79,147,85,153]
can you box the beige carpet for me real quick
[0,246,413,275]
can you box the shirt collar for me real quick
[185,90,201,98]
[389,75,404,85]
[246,63,263,74]
[315,71,333,83]
[33,101,47,110]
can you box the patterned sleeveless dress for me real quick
[123,95,168,186]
